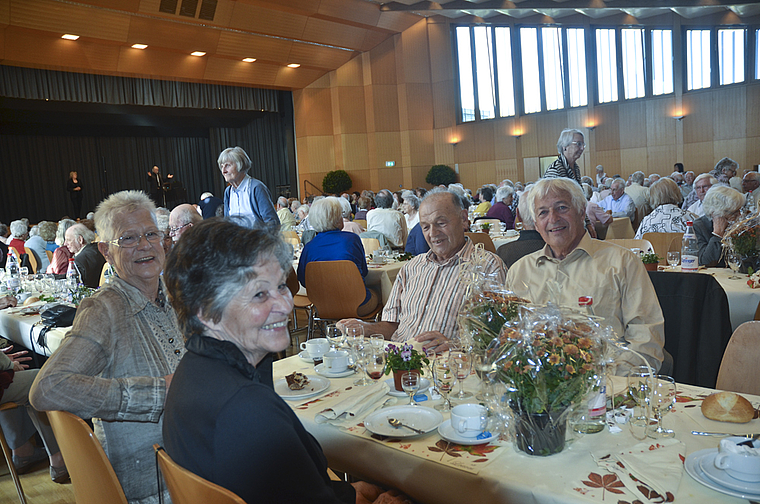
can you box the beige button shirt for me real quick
[506,234,665,374]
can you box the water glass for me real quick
[369,334,385,352]
[448,350,472,400]
[352,341,371,386]
[432,355,454,411]
[666,251,680,269]
[646,375,676,439]
[401,371,420,405]
[326,324,344,350]
[364,348,386,383]
[626,366,652,440]
[726,250,743,279]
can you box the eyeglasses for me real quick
[169,222,192,236]
[569,141,586,149]
[106,231,164,248]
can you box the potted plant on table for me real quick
[479,223,492,234]
[641,250,661,271]
[384,343,429,391]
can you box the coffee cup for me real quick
[714,437,760,482]
[301,338,330,360]
[323,350,350,372]
[450,404,488,438]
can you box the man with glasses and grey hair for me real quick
[169,204,202,243]
[64,223,105,288]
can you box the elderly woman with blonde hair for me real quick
[31,190,184,504]
[635,178,695,238]
[297,197,379,317]
[693,186,746,267]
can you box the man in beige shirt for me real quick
[506,178,665,374]
[339,189,506,354]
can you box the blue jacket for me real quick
[223,175,280,231]
[405,223,430,256]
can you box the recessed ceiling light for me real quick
[242,58,256,63]
[191,51,206,57]
[131,44,148,50]
[287,63,300,68]
[61,34,79,40]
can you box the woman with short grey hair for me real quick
[297,197,378,316]
[8,220,27,256]
[402,193,420,230]
[635,178,695,238]
[544,128,585,183]
[486,185,516,228]
[217,146,279,230]
[693,185,745,267]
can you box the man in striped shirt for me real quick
[339,189,507,354]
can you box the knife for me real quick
[692,431,760,439]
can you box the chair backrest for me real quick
[716,321,760,395]
[98,262,111,287]
[305,261,366,319]
[154,445,245,504]
[359,231,388,249]
[286,267,300,297]
[607,239,654,253]
[283,236,300,248]
[605,217,634,239]
[642,232,684,258]
[496,239,545,269]
[353,219,367,230]
[593,220,609,240]
[281,230,298,240]
[464,232,496,253]
[23,247,38,274]
[45,250,54,263]
[47,410,128,504]
[361,237,381,255]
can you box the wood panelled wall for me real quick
[293,17,760,195]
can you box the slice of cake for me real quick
[285,372,309,390]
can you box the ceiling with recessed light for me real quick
[0,0,758,91]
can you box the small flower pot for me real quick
[643,262,658,271]
[392,369,420,391]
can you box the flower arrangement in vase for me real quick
[640,250,661,271]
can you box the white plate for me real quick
[437,422,496,445]
[274,375,330,400]
[685,448,760,500]
[315,364,354,378]
[384,377,430,397]
[298,350,313,363]
[699,450,760,493]
[363,405,443,438]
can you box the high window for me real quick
[651,29,674,95]
[718,28,745,85]
[686,29,711,90]
[595,28,618,103]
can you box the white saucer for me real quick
[699,450,760,493]
[384,377,430,397]
[505,229,519,237]
[685,448,760,500]
[315,364,354,378]
[298,350,313,363]
[437,422,496,445]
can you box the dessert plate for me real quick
[437,422,496,445]
[364,405,443,438]
[315,364,354,378]
[384,378,430,397]
[274,375,330,401]
[685,448,760,500]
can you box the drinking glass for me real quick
[626,366,652,440]
[345,329,364,374]
[515,220,524,231]
[401,371,420,405]
[472,352,493,401]
[19,267,28,277]
[448,350,472,400]
[646,375,676,439]
[666,251,680,269]
[369,334,385,352]
[364,348,386,383]
[351,342,371,386]
[727,250,743,279]
[326,324,344,350]
[432,356,454,411]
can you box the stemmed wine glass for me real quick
[726,249,743,279]
[369,334,385,352]
[626,366,652,440]
[646,375,676,439]
[666,251,680,270]
[401,371,420,405]
[326,324,344,351]
[364,348,386,383]
[472,351,493,401]
[432,355,454,411]
[448,350,472,400]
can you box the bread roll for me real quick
[23,296,39,306]
[701,391,755,423]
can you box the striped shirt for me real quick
[383,239,507,342]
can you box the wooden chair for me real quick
[0,402,26,504]
[642,232,684,259]
[9,248,21,265]
[45,250,53,263]
[47,410,128,504]
[283,236,300,249]
[607,239,654,253]
[305,261,382,339]
[360,237,381,256]
[286,268,311,346]
[353,219,367,230]
[716,321,760,395]
[281,230,299,241]
[465,232,497,253]
[98,262,112,287]
[605,217,634,239]
[23,248,38,274]
[154,445,245,504]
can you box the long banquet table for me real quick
[274,354,760,504]
[702,268,760,330]
[0,303,67,356]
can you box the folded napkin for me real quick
[590,438,685,503]
[315,382,391,426]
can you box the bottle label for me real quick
[682,254,698,271]
[588,385,606,418]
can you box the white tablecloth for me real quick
[705,268,760,331]
[274,354,760,504]
[0,304,68,356]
